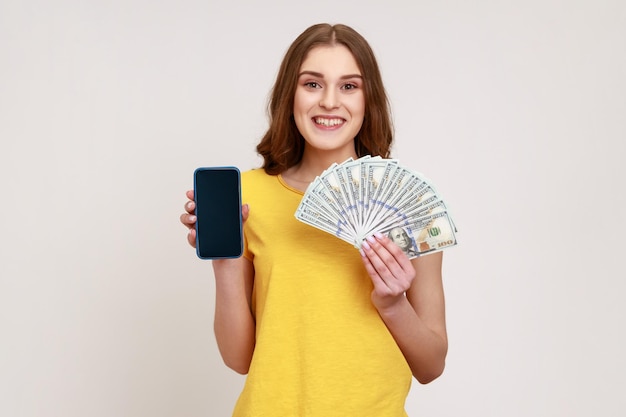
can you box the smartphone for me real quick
[193,166,243,259]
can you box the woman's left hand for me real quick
[360,232,416,312]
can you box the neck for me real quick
[299,147,357,177]
[281,148,358,191]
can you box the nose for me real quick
[319,88,339,109]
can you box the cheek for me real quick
[294,88,318,109]
[293,91,303,113]
[292,97,309,135]
[350,94,366,119]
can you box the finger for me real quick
[242,203,250,223]
[187,228,197,248]
[374,233,413,273]
[365,234,416,292]
[363,236,404,279]
[186,189,194,200]
[180,212,197,228]
[372,234,416,291]
[185,200,195,214]
[360,249,389,289]
[361,249,406,298]
[361,241,405,293]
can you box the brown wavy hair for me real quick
[256,23,394,175]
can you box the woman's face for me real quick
[293,44,365,159]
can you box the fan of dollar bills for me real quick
[294,156,458,258]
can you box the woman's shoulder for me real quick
[241,168,274,183]
[241,167,267,178]
[241,168,281,191]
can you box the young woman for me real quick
[180,23,448,417]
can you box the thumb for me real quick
[242,204,250,223]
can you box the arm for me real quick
[180,191,256,374]
[360,233,448,384]
[212,255,256,374]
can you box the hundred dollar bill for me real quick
[296,191,348,228]
[301,171,357,237]
[363,159,399,228]
[342,158,366,236]
[384,172,436,210]
[295,204,356,245]
[297,194,355,238]
[330,161,361,230]
[363,164,421,234]
[375,198,449,234]
[378,210,457,257]
[410,211,457,254]
[365,182,437,234]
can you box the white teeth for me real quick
[314,117,343,127]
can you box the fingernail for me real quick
[359,248,365,257]
[189,215,196,222]
[366,235,376,243]
[374,232,384,240]
[362,241,371,250]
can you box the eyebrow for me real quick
[298,70,363,80]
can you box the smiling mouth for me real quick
[314,117,344,127]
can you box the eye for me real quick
[342,83,359,91]
[304,81,321,89]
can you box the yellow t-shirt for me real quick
[233,169,412,417]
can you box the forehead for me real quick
[299,44,361,75]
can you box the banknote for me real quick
[294,156,458,258]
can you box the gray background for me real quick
[1,0,625,416]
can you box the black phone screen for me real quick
[193,167,243,259]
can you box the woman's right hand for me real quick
[181,189,254,372]
[180,190,250,249]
